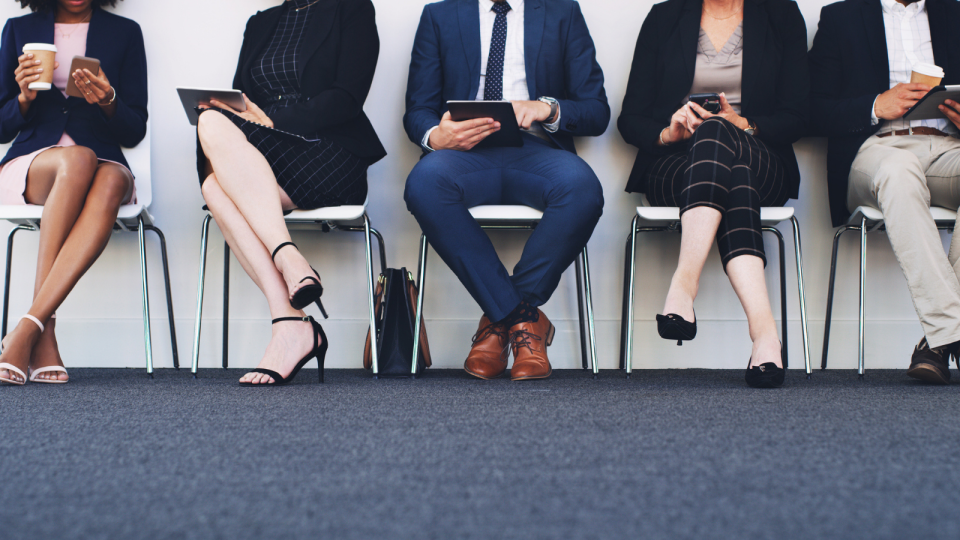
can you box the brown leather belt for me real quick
[878,127,951,138]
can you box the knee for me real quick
[691,116,735,143]
[200,174,224,203]
[90,165,132,206]
[554,160,604,219]
[197,110,230,147]
[404,157,456,216]
[57,146,98,182]
[871,155,927,201]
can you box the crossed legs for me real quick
[196,110,318,385]
[0,146,132,383]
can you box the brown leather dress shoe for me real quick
[464,316,509,380]
[509,309,555,381]
[906,336,957,384]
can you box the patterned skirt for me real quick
[196,108,368,210]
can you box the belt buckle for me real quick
[908,126,914,136]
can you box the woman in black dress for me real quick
[197,0,386,386]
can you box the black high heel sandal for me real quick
[240,316,328,386]
[656,312,697,346]
[272,242,329,318]
[745,343,785,388]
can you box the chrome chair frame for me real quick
[411,206,599,377]
[190,210,386,376]
[821,206,957,377]
[1,217,179,376]
[619,207,811,378]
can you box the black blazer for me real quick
[618,0,809,197]
[809,0,960,227]
[234,0,386,165]
[0,6,147,168]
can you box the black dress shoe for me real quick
[656,312,697,346]
[745,359,785,388]
[906,337,955,384]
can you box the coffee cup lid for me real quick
[23,43,57,53]
[913,62,944,78]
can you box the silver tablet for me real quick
[903,85,960,121]
[177,87,247,125]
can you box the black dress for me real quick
[197,0,368,209]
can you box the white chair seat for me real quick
[849,205,957,227]
[635,205,795,227]
[469,205,544,221]
[0,203,152,227]
[284,205,367,223]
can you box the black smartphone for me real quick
[688,93,722,116]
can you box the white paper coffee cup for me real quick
[23,43,57,91]
[911,62,944,87]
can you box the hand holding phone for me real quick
[688,93,722,117]
[65,56,100,99]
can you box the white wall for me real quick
[0,0,942,372]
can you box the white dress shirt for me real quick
[422,0,560,152]
[871,0,954,134]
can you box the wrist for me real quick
[18,93,31,105]
[659,127,670,146]
[98,86,117,107]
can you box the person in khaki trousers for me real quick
[810,0,960,383]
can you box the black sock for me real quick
[495,300,540,328]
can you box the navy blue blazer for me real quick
[403,0,610,154]
[809,0,960,226]
[0,7,148,169]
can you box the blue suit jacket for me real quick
[0,7,148,168]
[403,0,609,154]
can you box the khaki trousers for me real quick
[848,134,960,348]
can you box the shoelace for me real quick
[472,323,507,345]
[508,329,543,355]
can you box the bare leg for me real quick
[0,162,131,383]
[726,255,782,368]
[662,207,722,321]
[202,174,320,384]
[197,111,316,301]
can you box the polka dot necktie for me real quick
[483,1,512,101]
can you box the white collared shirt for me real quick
[421,0,559,152]
[872,0,953,133]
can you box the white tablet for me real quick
[176,87,247,125]
[903,85,960,121]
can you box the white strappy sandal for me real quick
[28,313,67,384]
[0,314,46,386]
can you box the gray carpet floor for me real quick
[1,368,959,540]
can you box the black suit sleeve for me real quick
[617,6,673,157]
[808,6,878,136]
[270,0,380,134]
[232,15,256,94]
[101,22,148,148]
[749,1,809,146]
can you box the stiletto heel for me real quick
[656,311,697,345]
[240,316,328,386]
[272,242,328,314]
[745,342,785,388]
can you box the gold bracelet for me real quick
[99,86,117,107]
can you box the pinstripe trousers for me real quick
[646,117,789,269]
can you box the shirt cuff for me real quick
[871,95,880,125]
[421,126,439,153]
[542,104,561,133]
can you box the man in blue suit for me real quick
[403,0,608,381]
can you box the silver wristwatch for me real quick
[744,119,757,136]
[538,96,559,124]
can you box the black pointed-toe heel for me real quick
[656,312,697,345]
[240,316,329,386]
[272,242,328,317]
[745,346,785,388]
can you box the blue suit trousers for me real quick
[404,134,604,322]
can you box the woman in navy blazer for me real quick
[0,0,147,385]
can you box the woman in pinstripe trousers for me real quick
[618,0,810,387]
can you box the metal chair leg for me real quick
[137,216,154,376]
[191,214,212,376]
[575,255,589,370]
[146,226,179,370]
[619,236,632,371]
[2,225,32,338]
[624,216,639,377]
[370,227,387,277]
[364,215,379,376]
[789,216,812,377]
[764,226,789,369]
[411,234,429,377]
[859,216,867,378]
[223,242,230,369]
[821,225,854,370]
[581,245,599,377]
